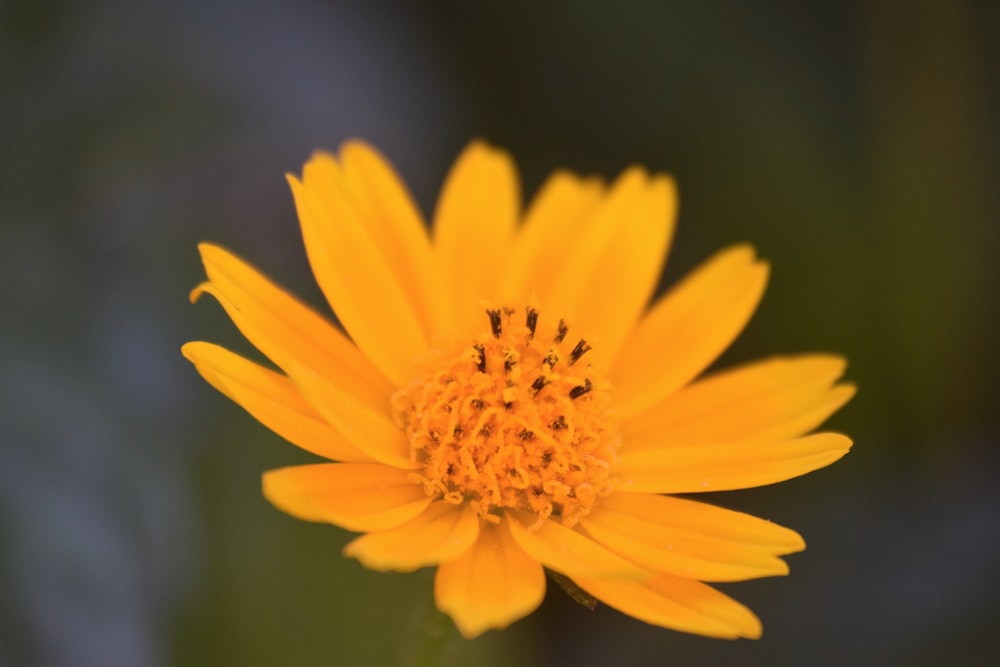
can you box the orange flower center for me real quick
[392,305,620,528]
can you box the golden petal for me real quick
[343,502,480,572]
[617,432,853,493]
[182,342,371,462]
[624,355,856,445]
[326,142,456,338]
[500,170,605,304]
[581,493,803,582]
[434,518,546,639]
[288,172,428,387]
[574,573,762,639]
[262,463,431,532]
[192,243,392,410]
[432,141,520,335]
[281,357,416,470]
[597,492,804,552]
[545,173,676,365]
[537,168,644,324]
[506,512,648,580]
[612,245,769,419]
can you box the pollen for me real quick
[392,305,621,528]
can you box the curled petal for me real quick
[192,243,392,410]
[182,342,370,462]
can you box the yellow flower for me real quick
[183,141,854,640]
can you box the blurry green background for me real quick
[2,1,998,665]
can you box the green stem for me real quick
[405,573,456,667]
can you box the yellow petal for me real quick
[506,513,647,580]
[574,574,762,639]
[434,518,546,638]
[596,492,804,552]
[321,143,456,338]
[343,502,480,572]
[617,432,853,494]
[580,493,802,582]
[624,355,856,446]
[545,172,677,365]
[182,342,371,462]
[535,168,640,332]
[281,357,416,470]
[433,141,520,334]
[191,243,392,410]
[499,170,605,303]
[289,172,427,387]
[612,245,769,419]
[262,463,432,532]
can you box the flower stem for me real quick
[405,573,456,667]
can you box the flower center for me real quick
[392,305,620,528]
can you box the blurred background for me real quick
[2,1,998,665]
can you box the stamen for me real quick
[554,319,568,343]
[394,303,618,528]
[568,339,591,366]
[473,344,487,373]
[526,307,538,340]
[569,379,593,400]
[503,349,516,374]
[487,309,502,338]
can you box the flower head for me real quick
[183,141,854,639]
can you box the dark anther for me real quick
[526,307,538,339]
[530,376,547,395]
[551,415,568,430]
[480,426,492,438]
[554,319,568,343]
[487,309,503,338]
[568,339,591,365]
[471,399,485,410]
[473,344,486,373]
[543,351,559,368]
[453,425,464,438]
[569,378,593,400]
[519,429,535,441]
[532,487,544,497]
[446,463,456,476]
[503,352,516,374]
[542,450,553,464]
[504,401,513,411]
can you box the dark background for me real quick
[2,1,998,665]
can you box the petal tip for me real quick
[188,281,210,304]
